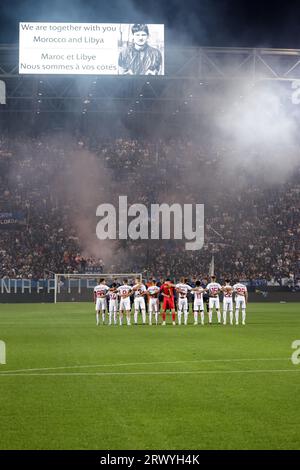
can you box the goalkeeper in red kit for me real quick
[160,278,176,326]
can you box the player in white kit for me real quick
[132,278,147,325]
[233,281,248,325]
[117,279,132,326]
[192,280,205,325]
[108,283,118,326]
[222,279,234,325]
[175,277,192,325]
[206,275,222,324]
[94,279,109,325]
[147,280,160,325]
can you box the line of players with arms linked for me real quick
[94,275,248,326]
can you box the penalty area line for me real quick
[0,357,291,374]
[0,369,299,377]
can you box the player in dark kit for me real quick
[160,278,176,325]
[202,277,209,313]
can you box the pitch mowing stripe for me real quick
[0,369,299,377]
[0,357,291,374]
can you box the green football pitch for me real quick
[0,302,299,450]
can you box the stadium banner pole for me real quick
[209,254,215,276]
[54,274,57,304]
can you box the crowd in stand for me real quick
[0,133,299,285]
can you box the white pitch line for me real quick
[0,369,299,377]
[0,357,291,374]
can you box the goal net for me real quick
[54,273,142,303]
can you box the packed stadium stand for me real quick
[0,132,299,286]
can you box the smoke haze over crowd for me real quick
[0,0,299,280]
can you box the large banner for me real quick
[0,212,26,229]
[19,22,164,75]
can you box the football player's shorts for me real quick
[95,298,107,311]
[235,296,246,309]
[162,297,175,311]
[193,299,204,311]
[109,300,118,313]
[119,298,131,311]
[134,297,146,311]
[177,297,188,313]
[209,297,220,310]
[148,298,159,314]
[223,298,233,311]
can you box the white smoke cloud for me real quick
[215,82,300,183]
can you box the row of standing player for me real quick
[94,275,248,326]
